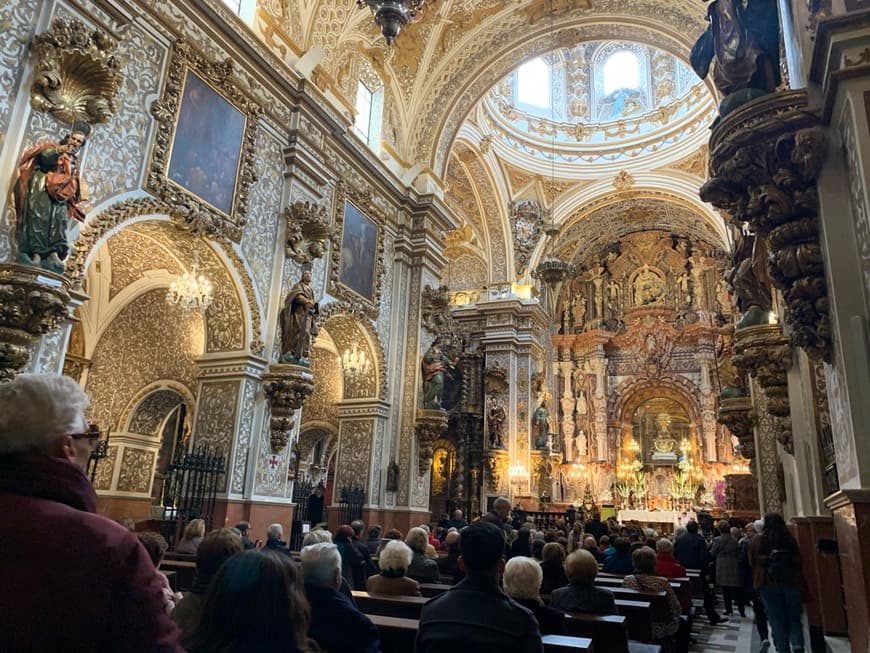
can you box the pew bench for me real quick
[563,612,660,653]
[352,591,428,619]
[158,559,196,592]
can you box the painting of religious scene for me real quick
[339,201,379,301]
[167,71,246,216]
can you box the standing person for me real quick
[749,513,806,653]
[675,520,728,625]
[0,374,182,651]
[740,521,770,651]
[566,504,576,527]
[711,521,743,616]
[584,511,608,543]
[307,483,325,525]
[416,520,544,653]
[484,495,515,540]
[509,527,533,559]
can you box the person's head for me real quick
[300,542,342,589]
[334,524,354,543]
[656,538,674,555]
[583,536,597,549]
[183,550,309,652]
[267,523,284,542]
[445,530,460,547]
[459,520,506,577]
[565,549,599,587]
[62,122,91,153]
[350,520,366,537]
[183,518,206,542]
[591,512,601,521]
[744,522,756,535]
[632,546,657,574]
[137,531,169,566]
[196,528,244,582]
[531,538,545,560]
[599,534,610,547]
[762,512,794,547]
[717,519,731,535]
[516,528,531,545]
[301,270,312,283]
[731,526,741,539]
[613,537,631,556]
[503,556,544,600]
[0,374,94,470]
[541,541,566,564]
[301,529,332,547]
[405,526,429,554]
[378,540,414,575]
[234,521,250,536]
[367,525,383,541]
[572,522,583,534]
[674,526,687,540]
[686,520,699,534]
[493,496,511,519]
[453,509,464,520]
[384,528,403,541]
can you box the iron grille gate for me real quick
[160,444,225,549]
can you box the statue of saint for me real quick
[533,397,551,450]
[575,428,588,457]
[279,270,319,364]
[576,389,588,415]
[421,337,456,410]
[560,394,576,460]
[13,122,91,273]
[634,266,665,305]
[536,459,553,500]
[727,230,772,328]
[488,397,506,449]
[571,292,587,326]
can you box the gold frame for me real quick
[146,40,260,242]
[328,182,386,316]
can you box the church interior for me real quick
[1,0,869,650]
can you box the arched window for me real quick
[222,0,256,22]
[517,58,551,109]
[602,50,641,94]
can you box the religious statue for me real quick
[386,461,399,491]
[676,272,691,305]
[727,230,772,328]
[421,337,457,410]
[536,458,553,501]
[279,270,319,364]
[576,389,588,415]
[488,397,506,449]
[571,292,587,326]
[633,266,665,305]
[690,0,781,117]
[575,428,588,457]
[560,394,576,460]
[533,396,551,450]
[561,304,571,334]
[13,122,91,273]
[606,279,621,315]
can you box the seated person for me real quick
[583,535,605,562]
[602,537,634,575]
[173,528,244,639]
[175,518,205,555]
[264,523,291,555]
[137,531,182,613]
[366,540,421,596]
[550,549,617,615]
[416,520,543,653]
[503,556,566,635]
[301,542,380,653]
[539,542,569,594]
[182,549,315,652]
[365,525,383,555]
[234,521,256,550]
[406,526,440,583]
[654,538,687,578]
[623,546,682,641]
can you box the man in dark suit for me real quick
[583,511,608,542]
[674,520,727,625]
[416,520,543,653]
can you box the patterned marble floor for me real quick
[690,608,759,653]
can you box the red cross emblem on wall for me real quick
[268,455,279,470]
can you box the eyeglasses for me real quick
[69,426,101,450]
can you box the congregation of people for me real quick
[0,373,809,652]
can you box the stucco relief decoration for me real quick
[93,444,118,491]
[510,200,546,276]
[421,284,460,336]
[147,40,261,242]
[328,183,386,318]
[284,200,331,265]
[29,17,122,125]
[116,448,155,493]
[317,302,388,399]
[263,365,315,453]
[336,419,374,491]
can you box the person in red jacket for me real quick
[0,374,183,652]
[655,537,687,578]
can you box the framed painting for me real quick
[147,41,260,242]
[328,183,385,315]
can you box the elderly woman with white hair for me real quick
[0,374,182,651]
[503,556,566,635]
[405,526,440,583]
[366,539,421,596]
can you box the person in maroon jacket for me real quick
[0,374,183,652]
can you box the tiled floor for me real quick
[690,608,759,653]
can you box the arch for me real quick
[608,375,702,429]
[317,301,388,400]
[67,197,262,355]
[119,380,197,434]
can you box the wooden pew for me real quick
[352,591,428,619]
[615,599,655,643]
[158,559,196,592]
[563,613,661,653]
[418,582,453,597]
[368,614,594,653]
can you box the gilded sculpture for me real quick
[421,337,457,410]
[280,270,319,365]
[488,396,506,449]
[533,395,551,450]
[13,123,91,273]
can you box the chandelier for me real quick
[356,0,426,45]
[167,264,214,312]
[342,342,372,383]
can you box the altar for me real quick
[617,509,696,531]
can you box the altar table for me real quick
[616,509,696,530]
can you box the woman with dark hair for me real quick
[509,527,532,559]
[334,525,368,590]
[182,549,316,653]
[749,513,805,653]
[539,542,569,594]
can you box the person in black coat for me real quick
[674,520,727,625]
[504,556,566,635]
[416,521,543,653]
[583,513,608,543]
[301,542,380,653]
[264,523,292,555]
